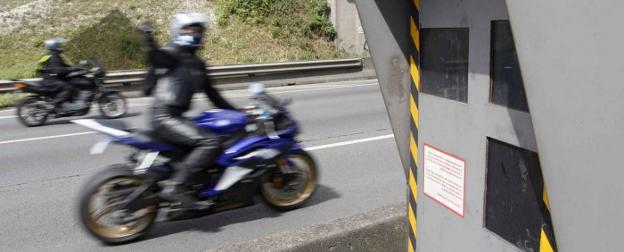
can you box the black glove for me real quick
[140,21,158,50]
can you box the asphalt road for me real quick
[0,79,404,252]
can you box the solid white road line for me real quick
[0,131,95,145]
[305,134,395,151]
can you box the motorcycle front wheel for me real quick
[260,150,318,211]
[78,164,157,244]
[16,95,49,127]
[98,92,127,119]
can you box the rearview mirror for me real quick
[248,82,265,95]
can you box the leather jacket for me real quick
[147,43,235,121]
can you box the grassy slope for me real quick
[0,0,347,80]
[0,0,34,11]
[206,18,342,64]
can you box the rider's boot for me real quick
[54,107,73,118]
[43,103,56,113]
[159,163,212,210]
[160,182,203,208]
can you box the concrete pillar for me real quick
[328,0,367,55]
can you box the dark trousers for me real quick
[50,82,73,107]
[152,116,220,185]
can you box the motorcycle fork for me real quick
[263,156,289,188]
[276,156,294,174]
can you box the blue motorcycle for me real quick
[73,83,318,244]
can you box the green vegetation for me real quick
[0,93,28,109]
[0,0,348,80]
[0,0,35,11]
[209,0,345,64]
[64,10,146,71]
[0,0,189,79]
[216,0,336,39]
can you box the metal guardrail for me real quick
[0,58,362,93]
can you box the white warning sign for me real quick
[423,144,466,217]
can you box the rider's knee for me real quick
[196,136,219,148]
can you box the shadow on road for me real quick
[138,184,340,242]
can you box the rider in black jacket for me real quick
[39,38,78,112]
[142,13,237,208]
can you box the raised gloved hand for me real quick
[140,21,157,50]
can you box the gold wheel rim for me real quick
[84,177,156,239]
[261,154,317,207]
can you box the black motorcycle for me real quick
[13,59,127,127]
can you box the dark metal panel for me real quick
[420,28,469,103]
[485,138,556,252]
[490,20,529,112]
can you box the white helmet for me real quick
[170,12,207,48]
[44,37,66,52]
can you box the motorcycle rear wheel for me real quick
[16,95,49,127]
[260,150,318,211]
[78,164,157,244]
[98,93,127,119]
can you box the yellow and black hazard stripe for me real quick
[407,0,420,251]
[540,185,558,252]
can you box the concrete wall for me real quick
[417,0,535,251]
[328,0,367,55]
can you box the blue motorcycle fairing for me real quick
[202,131,303,198]
[106,121,299,158]
[104,109,247,152]
[193,109,248,135]
[289,142,304,152]
[111,135,175,152]
[216,125,299,166]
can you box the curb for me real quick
[206,202,407,252]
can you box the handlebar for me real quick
[66,68,90,78]
[252,92,292,111]
[243,93,292,138]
